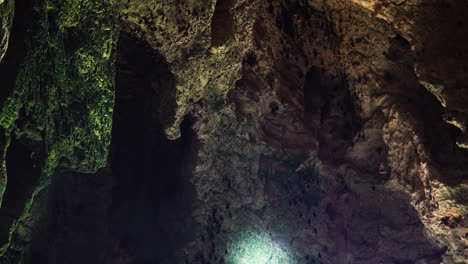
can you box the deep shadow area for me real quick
[108,32,197,263]
[0,0,35,107]
[303,67,360,162]
[0,131,43,246]
[0,0,43,244]
[410,0,468,185]
[303,67,327,126]
[25,32,197,264]
[210,0,234,47]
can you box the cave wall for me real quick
[0,0,466,263]
[22,35,197,262]
[0,0,14,62]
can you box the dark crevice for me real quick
[384,34,412,62]
[116,32,177,128]
[243,51,257,67]
[108,32,197,263]
[303,67,360,162]
[210,0,234,47]
[0,128,44,246]
[303,67,327,126]
[276,7,295,38]
[0,0,35,108]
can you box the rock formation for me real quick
[0,0,466,263]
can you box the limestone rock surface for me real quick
[0,0,466,263]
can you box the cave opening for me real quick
[107,32,197,263]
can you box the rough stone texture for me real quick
[0,0,466,263]
[0,0,120,258]
[346,0,468,150]
[0,0,14,206]
[121,0,242,139]
[0,0,14,63]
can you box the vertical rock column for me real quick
[0,0,120,257]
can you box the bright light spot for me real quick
[229,229,293,264]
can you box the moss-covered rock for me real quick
[121,0,242,139]
[0,0,120,255]
[0,0,467,263]
[0,0,15,207]
[0,0,14,63]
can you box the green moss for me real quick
[120,0,244,140]
[0,134,9,207]
[0,0,121,255]
[0,0,16,207]
[122,0,215,63]
[0,0,15,62]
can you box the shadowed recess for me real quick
[210,0,234,47]
[0,130,43,247]
[108,32,197,263]
[0,0,34,108]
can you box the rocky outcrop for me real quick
[346,0,468,150]
[0,0,466,263]
[0,0,14,63]
[0,0,14,208]
[0,0,120,258]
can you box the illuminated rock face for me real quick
[0,0,467,263]
[228,229,293,264]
